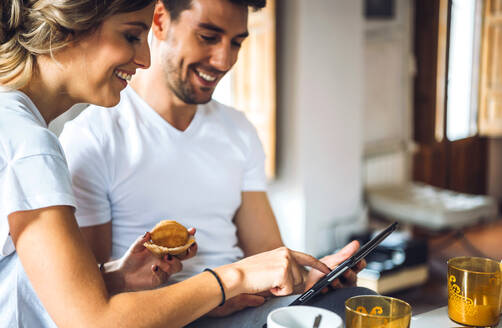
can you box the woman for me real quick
[0,1,333,327]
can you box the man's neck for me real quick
[130,70,197,132]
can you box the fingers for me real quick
[289,257,305,294]
[175,242,198,261]
[290,250,331,275]
[151,264,168,286]
[338,240,360,259]
[327,242,364,288]
[186,242,197,259]
[332,258,364,289]
[355,258,366,272]
[229,294,265,312]
[151,255,184,285]
[187,227,196,236]
[267,248,324,296]
[157,254,183,275]
[255,290,273,298]
[130,232,151,253]
[235,294,265,308]
[340,268,358,286]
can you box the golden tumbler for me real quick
[345,295,411,328]
[447,256,502,327]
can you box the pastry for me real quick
[143,220,195,256]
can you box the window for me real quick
[213,0,277,178]
[446,0,482,141]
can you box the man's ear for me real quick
[152,1,170,41]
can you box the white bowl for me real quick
[267,305,343,328]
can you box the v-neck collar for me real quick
[127,86,202,138]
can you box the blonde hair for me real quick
[0,0,155,90]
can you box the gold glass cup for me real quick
[345,295,411,328]
[447,256,502,327]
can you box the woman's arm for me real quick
[9,205,330,328]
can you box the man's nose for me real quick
[209,44,234,72]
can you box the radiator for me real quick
[364,150,408,188]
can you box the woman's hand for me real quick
[104,228,197,293]
[303,240,366,293]
[223,246,332,297]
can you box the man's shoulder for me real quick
[64,88,140,138]
[61,105,114,144]
[204,100,255,131]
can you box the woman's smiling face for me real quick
[66,3,155,107]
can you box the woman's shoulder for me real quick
[0,92,64,161]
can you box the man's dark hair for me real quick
[162,0,266,21]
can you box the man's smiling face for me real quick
[158,0,249,104]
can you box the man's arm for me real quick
[234,191,364,291]
[233,191,284,257]
[233,191,312,283]
[80,222,112,263]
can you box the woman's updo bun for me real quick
[0,0,155,90]
[0,0,32,90]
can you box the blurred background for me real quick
[50,0,502,314]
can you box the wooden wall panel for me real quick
[233,0,277,178]
[413,0,488,195]
[479,0,502,136]
[413,0,441,144]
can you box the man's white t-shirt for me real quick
[0,90,76,327]
[60,86,266,282]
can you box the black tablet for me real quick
[289,221,398,306]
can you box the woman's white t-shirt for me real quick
[0,90,76,327]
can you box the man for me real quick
[60,0,370,324]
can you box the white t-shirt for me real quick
[0,90,76,327]
[60,86,266,282]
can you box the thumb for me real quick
[337,240,360,260]
[130,232,151,253]
[226,294,266,312]
[238,294,266,307]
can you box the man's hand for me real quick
[207,294,266,317]
[303,240,366,293]
[108,228,198,293]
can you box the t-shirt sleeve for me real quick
[59,123,112,227]
[241,123,267,191]
[0,154,76,255]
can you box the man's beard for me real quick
[165,62,213,105]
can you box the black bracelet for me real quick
[204,268,226,306]
[99,263,105,272]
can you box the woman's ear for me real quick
[152,1,170,41]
